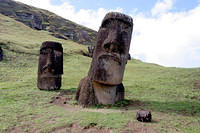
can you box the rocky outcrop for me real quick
[15,11,44,30]
[0,0,97,46]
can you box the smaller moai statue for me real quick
[0,46,3,61]
[76,12,133,106]
[37,41,63,90]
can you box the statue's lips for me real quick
[41,66,61,76]
[98,54,121,65]
[40,73,61,78]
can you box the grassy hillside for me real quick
[0,13,200,133]
[0,0,97,45]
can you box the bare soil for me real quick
[51,122,156,133]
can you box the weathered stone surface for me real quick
[0,46,3,61]
[37,41,63,90]
[136,110,152,122]
[15,12,44,30]
[76,76,98,106]
[76,12,133,106]
[93,82,124,104]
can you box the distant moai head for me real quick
[0,46,3,61]
[37,41,63,90]
[91,12,133,85]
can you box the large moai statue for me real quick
[37,41,63,90]
[0,46,3,61]
[76,12,133,106]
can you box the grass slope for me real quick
[0,13,200,133]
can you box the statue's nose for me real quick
[43,50,55,72]
[47,50,54,66]
[103,33,121,53]
[103,24,121,52]
[110,25,121,43]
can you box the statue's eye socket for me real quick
[101,20,112,28]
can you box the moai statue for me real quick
[0,46,3,61]
[76,12,133,106]
[37,41,63,90]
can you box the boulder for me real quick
[136,110,152,122]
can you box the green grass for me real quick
[0,13,200,133]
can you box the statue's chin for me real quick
[38,76,61,90]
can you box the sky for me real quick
[14,0,200,68]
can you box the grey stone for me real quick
[136,110,152,122]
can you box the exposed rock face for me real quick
[15,11,44,30]
[37,41,63,90]
[0,46,3,61]
[136,110,152,122]
[0,0,97,45]
[76,12,133,106]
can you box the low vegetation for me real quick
[0,13,200,133]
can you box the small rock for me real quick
[136,110,152,122]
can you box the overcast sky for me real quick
[14,0,200,68]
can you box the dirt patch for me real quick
[52,121,156,133]
[5,114,41,133]
[120,122,156,133]
[52,123,112,133]
[50,89,81,112]
[5,124,39,133]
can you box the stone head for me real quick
[37,41,63,90]
[91,12,133,85]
